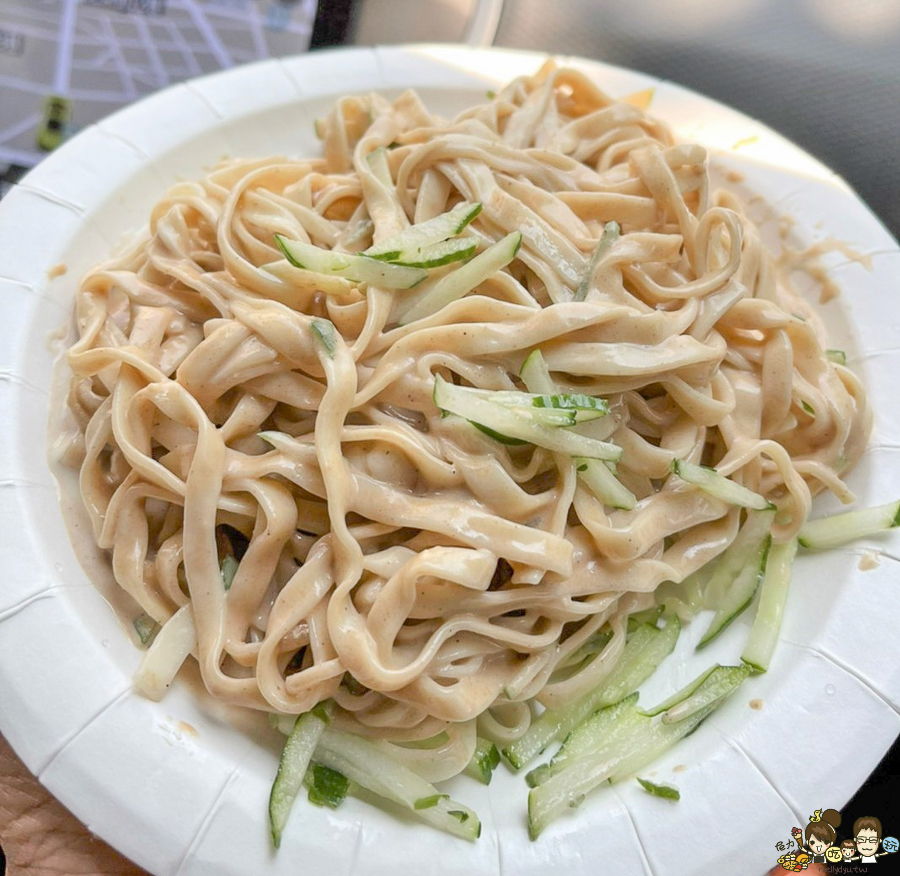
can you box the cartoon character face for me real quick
[856,829,880,857]
[842,846,854,858]
[807,836,828,855]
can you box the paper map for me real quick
[0,0,317,171]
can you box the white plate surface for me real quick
[0,45,898,876]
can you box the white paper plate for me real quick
[1,45,898,876]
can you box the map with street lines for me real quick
[0,0,317,169]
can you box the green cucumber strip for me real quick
[310,702,331,722]
[526,693,642,787]
[275,234,426,289]
[259,259,357,297]
[528,668,747,838]
[533,393,608,413]
[220,555,238,591]
[433,375,621,461]
[697,525,772,649]
[306,763,350,809]
[392,237,477,268]
[576,456,637,510]
[464,738,501,785]
[268,700,333,848]
[636,777,680,800]
[398,231,521,324]
[527,699,710,839]
[365,200,482,262]
[414,793,449,810]
[133,613,158,646]
[826,349,847,365]
[502,617,680,769]
[661,664,750,724]
[437,383,607,427]
[472,422,528,445]
[700,508,775,613]
[801,400,815,415]
[671,459,773,511]
[314,726,481,840]
[797,500,900,550]
[741,538,798,673]
[574,220,619,302]
[519,349,555,395]
[310,318,337,358]
[639,664,720,718]
[134,604,196,700]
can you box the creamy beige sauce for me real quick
[779,237,873,304]
[858,550,880,571]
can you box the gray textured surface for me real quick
[494,0,900,239]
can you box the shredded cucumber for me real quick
[134,604,196,701]
[660,664,750,724]
[639,665,720,717]
[741,538,798,672]
[220,555,238,591]
[313,726,481,840]
[519,349,555,395]
[392,237,477,268]
[133,613,158,646]
[465,738,501,785]
[436,382,607,427]
[268,700,333,848]
[797,500,900,550]
[502,617,680,769]
[275,235,426,289]
[527,662,746,838]
[365,201,482,262]
[434,375,621,461]
[671,459,773,511]
[576,456,637,510]
[398,231,521,324]
[310,317,337,358]
[527,701,705,839]
[526,693,642,786]
[826,349,847,365]
[259,259,357,297]
[697,509,775,649]
[574,220,619,302]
